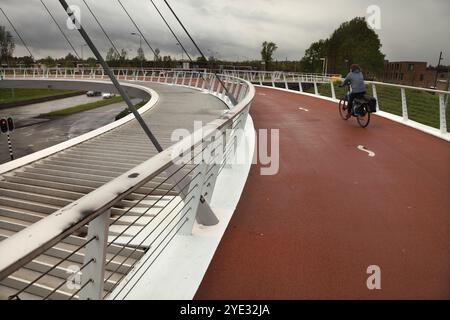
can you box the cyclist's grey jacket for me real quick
[343,70,365,93]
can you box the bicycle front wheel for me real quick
[339,99,350,120]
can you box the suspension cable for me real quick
[81,0,120,56]
[147,0,192,61]
[162,0,206,61]
[59,0,163,151]
[117,0,156,57]
[162,0,236,104]
[0,8,34,58]
[40,0,81,59]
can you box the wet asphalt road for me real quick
[0,95,103,126]
[0,97,139,164]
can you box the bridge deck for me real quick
[0,82,227,299]
[195,87,450,299]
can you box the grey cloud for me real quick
[0,0,448,65]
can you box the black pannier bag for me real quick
[367,97,377,113]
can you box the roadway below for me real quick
[0,96,135,164]
[195,86,450,299]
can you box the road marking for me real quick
[357,145,375,157]
[258,93,267,96]
[298,107,309,112]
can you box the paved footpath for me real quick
[195,86,450,299]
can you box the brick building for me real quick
[382,60,449,90]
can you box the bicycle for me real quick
[338,87,372,128]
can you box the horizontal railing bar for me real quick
[0,72,255,284]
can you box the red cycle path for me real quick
[195,87,450,300]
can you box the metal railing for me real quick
[221,69,339,85]
[0,70,254,299]
[226,70,449,137]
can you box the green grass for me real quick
[41,96,124,118]
[0,88,80,104]
[307,83,450,132]
[115,100,149,121]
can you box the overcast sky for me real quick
[0,0,449,65]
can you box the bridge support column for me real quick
[401,88,408,121]
[79,209,110,300]
[178,161,216,235]
[439,93,447,134]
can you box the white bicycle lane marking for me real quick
[357,145,376,157]
[298,107,309,112]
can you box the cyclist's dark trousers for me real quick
[348,92,366,114]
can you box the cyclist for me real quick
[341,64,366,117]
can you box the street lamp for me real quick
[320,57,328,75]
[131,32,143,69]
[81,44,88,61]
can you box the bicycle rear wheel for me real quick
[356,105,371,128]
[339,99,350,120]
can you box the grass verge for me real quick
[40,96,124,118]
[0,88,81,104]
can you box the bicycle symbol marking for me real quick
[357,145,375,157]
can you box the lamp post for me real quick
[434,51,443,89]
[81,44,88,61]
[320,57,328,75]
[131,32,143,69]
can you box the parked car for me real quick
[102,93,116,99]
[86,91,101,97]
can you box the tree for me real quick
[301,17,385,76]
[261,41,278,70]
[0,26,15,64]
[119,49,127,61]
[63,53,77,67]
[162,55,174,68]
[17,55,34,67]
[300,39,329,73]
[106,47,119,61]
[136,47,145,62]
[153,48,161,62]
[41,56,56,67]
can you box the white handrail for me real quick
[0,71,255,293]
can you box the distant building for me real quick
[382,60,449,90]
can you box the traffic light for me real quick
[7,117,14,132]
[0,118,8,134]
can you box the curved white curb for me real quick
[0,80,159,175]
